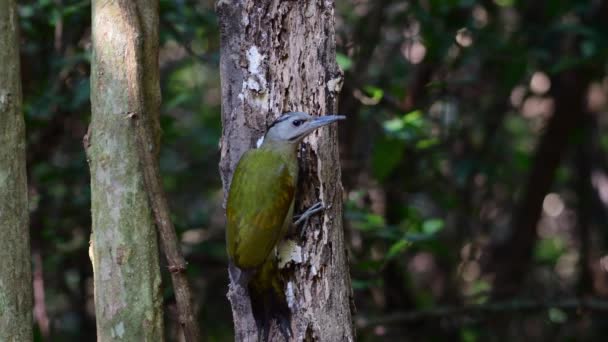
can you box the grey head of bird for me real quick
[263,111,345,145]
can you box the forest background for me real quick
[6,0,608,340]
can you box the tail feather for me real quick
[249,258,292,341]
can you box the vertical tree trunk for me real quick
[490,69,590,299]
[87,1,164,340]
[0,1,34,340]
[217,1,355,341]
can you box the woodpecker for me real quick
[226,112,345,341]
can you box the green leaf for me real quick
[365,214,385,227]
[494,0,515,6]
[461,329,478,342]
[534,237,565,263]
[383,117,404,133]
[351,279,371,290]
[415,138,438,150]
[336,53,353,71]
[403,110,423,127]
[350,213,386,231]
[372,137,405,181]
[467,280,491,303]
[422,219,444,235]
[581,40,597,58]
[548,308,567,324]
[386,239,412,259]
[363,86,384,103]
[401,233,433,242]
[355,260,384,272]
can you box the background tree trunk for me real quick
[217,1,355,340]
[0,1,34,340]
[87,1,164,340]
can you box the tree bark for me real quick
[217,1,355,341]
[87,1,165,340]
[0,1,34,340]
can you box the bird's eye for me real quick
[292,120,303,127]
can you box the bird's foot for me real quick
[294,202,325,227]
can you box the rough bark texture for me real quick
[217,1,355,341]
[0,1,34,340]
[87,1,164,340]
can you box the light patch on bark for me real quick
[0,92,10,112]
[327,75,344,94]
[240,45,269,110]
[112,321,126,339]
[246,46,264,75]
[286,281,296,310]
[278,239,303,268]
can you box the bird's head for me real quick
[262,112,345,145]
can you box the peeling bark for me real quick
[87,1,164,340]
[0,1,34,340]
[217,1,355,341]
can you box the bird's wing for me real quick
[226,149,296,269]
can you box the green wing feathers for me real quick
[226,149,296,269]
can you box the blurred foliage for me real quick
[15,0,608,341]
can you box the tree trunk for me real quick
[217,1,355,341]
[87,1,164,340]
[0,1,34,340]
[489,68,590,299]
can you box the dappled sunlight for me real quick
[510,85,527,107]
[592,170,608,206]
[542,193,564,218]
[587,81,607,112]
[555,251,579,280]
[521,96,554,119]
[455,28,473,47]
[472,5,489,28]
[402,40,426,65]
[530,72,551,95]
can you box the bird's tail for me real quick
[248,257,292,342]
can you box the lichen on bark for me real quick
[217,1,355,341]
[87,1,164,340]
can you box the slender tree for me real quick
[0,1,34,340]
[87,1,165,339]
[217,1,355,340]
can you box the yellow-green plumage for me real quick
[226,142,298,340]
[224,112,345,340]
[226,143,298,269]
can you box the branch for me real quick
[356,297,608,329]
[133,115,202,342]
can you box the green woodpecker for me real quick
[226,112,345,340]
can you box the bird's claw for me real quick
[294,202,325,227]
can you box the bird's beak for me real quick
[305,115,346,133]
[289,114,346,142]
